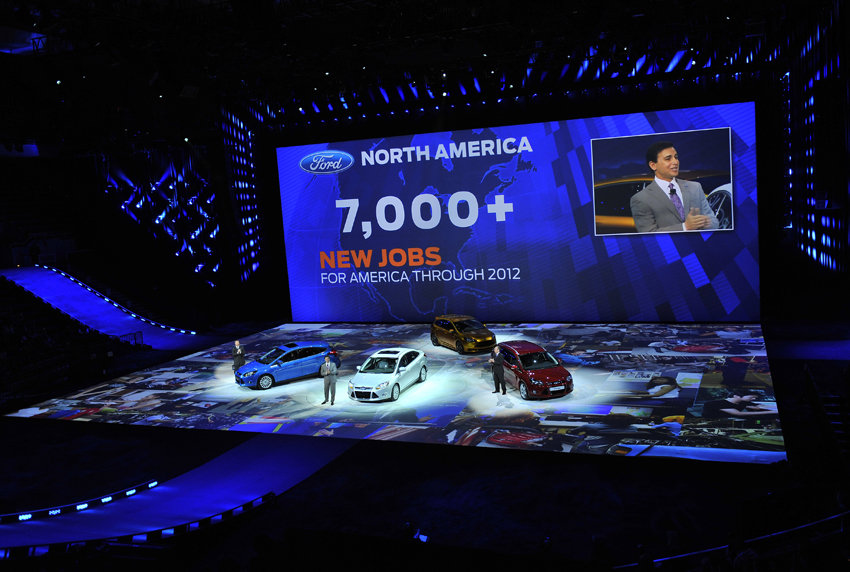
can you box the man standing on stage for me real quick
[231,340,246,372]
[321,354,338,405]
[489,345,506,395]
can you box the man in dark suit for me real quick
[321,355,338,405]
[231,340,245,371]
[489,345,506,395]
[629,141,720,233]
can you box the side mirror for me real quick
[355,365,361,371]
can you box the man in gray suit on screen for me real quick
[629,141,720,233]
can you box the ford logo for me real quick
[299,151,354,175]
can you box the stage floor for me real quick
[7,322,784,464]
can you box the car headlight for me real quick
[375,381,390,390]
[464,337,474,342]
[530,379,544,386]
[241,370,257,377]
[348,382,354,390]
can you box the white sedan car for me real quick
[348,348,427,402]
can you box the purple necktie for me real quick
[668,184,685,221]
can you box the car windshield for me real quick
[361,357,397,373]
[519,351,558,370]
[257,347,287,365]
[455,319,485,333]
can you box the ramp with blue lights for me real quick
[0,434,354,549]
[0,265,225,351]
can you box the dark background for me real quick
[1,1,849,568]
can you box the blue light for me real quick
[49,509,61,516]
[666,50,686,72]
[149,481,158,488]
[77,503,88,511]
[632,55,646,76]
[576,59,589,80]
[127,489,136,496]
[19,514,32,521]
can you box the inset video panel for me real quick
[277,102,758,323]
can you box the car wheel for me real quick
[707,187,733,229]
[418,366,427,383]
[519,382,529,400]
[390,384,400,401]
[431,332,439,346]
[257,375,274,390]
[456,341,465,354]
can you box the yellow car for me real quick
[430,315,496,354]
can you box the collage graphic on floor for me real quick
[8,322,782,464]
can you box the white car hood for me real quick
[351,372,397,388]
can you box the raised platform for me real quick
[6,321,783,464]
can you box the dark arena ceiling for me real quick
[0,0,817,151]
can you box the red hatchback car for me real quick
[498,340,574,400]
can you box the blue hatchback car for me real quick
[235,341,341,390]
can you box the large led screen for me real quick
[277,103,759,323]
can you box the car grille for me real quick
[354,391,376,400]
[474,339,495,347]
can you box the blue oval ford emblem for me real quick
[299,151,355,175]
